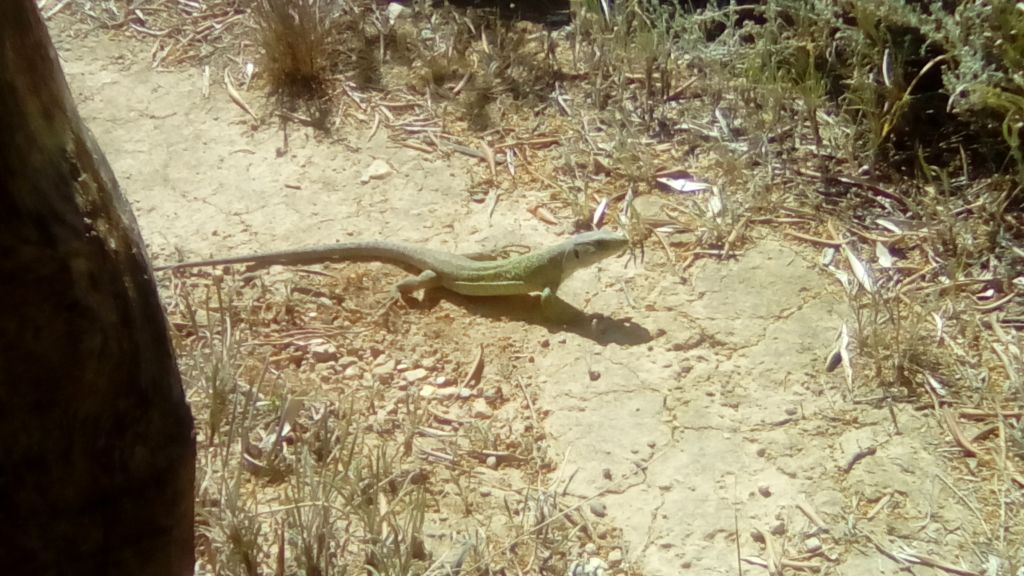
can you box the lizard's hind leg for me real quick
[393,270,444,296]
[368,270,444,320]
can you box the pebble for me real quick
[433,388,472,400]
[403,368,429,383]
[470,398,493,419]
[770,521,786,536]
[309,341,338,363]
[804,536,822,553]
[569,557,607,576]
[607,549,623,567]
[589,501,608,518]
[757,484,772,498]
[359,158,394,184]
[372,358,396,375]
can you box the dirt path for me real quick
[57,27,1000,576]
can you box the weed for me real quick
[253,0,333,97]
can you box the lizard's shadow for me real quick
[417,292,654,346]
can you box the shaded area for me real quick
[0,1,194,573]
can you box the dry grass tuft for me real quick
[252,0,334,98]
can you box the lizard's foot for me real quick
[363,292,405,321]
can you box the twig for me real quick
[782,229,842,246]
[398,140,434,154]
[839,445,877,473]
[740,557,823,572]
[943,409,980,456]
[223,68,257,120]
[457,344,484,391]
[43,0,72,19]
[895,551,982,576]
[796,501,829,532]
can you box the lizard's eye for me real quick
[572,248,580,259]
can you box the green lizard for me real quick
[156,230,629,317]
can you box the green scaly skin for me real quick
[157,230,628,316]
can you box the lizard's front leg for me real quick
[539,286,586,324]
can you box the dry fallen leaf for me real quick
[843,244,875,293]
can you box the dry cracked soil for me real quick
[52,19,1009,576]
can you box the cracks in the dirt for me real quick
[639,491,667,559]
[604,357,667,394]
[189,194,253,236]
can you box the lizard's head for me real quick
[561,230,629,278]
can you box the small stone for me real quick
[584,543,597,554]
[360,158,394,184]
[479,487,491,497]
[309,341,338,363]
[372,358,396,376]
[785,406,798,416]
[572,557,607,576]
[607,549,623,567]
[757,484,772,498]
[756,447,767,457]
[486,455,498,469]
[770,521,786,536]
[470,398,493,419]
[403,368,429,383]
[601,468,613,481]
[419,385,436,398]
[589,501,608,518]
[588,369,601,381]
[804,536,822,553]
[337,356,359,368]
[434,375,448,386]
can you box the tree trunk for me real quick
[0,2,195,575]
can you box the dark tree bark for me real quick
[0,2,195,574]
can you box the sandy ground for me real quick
[54,23,1010,576]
